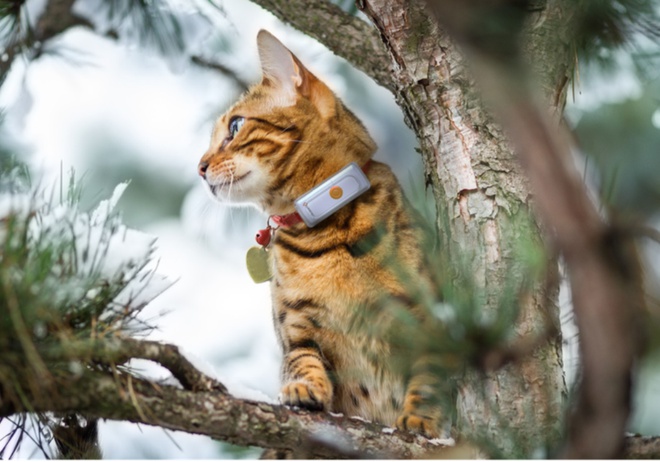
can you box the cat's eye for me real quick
[228,116,245,140]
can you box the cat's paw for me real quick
[396,412,439,438]
[280,381,330,411]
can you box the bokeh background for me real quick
[1,0,659,458]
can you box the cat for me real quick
[198,30,443,438]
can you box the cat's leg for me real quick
[396,358,443,438]
[273,295,334,411]
[280,339,333,411]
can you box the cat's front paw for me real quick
[280,380,331,411]
[396,412,439,438]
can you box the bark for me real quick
[355,0,565,456]
[488,83,640,458]
[2,336,655,458]
[625,435,660,459]
[423,1,645,457]
[1,338,451,459]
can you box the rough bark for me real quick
[1,338,451,459]
[477,59,641,461]
[422,1,645,457]
[355,0,566,456]
[625,435,660,459]
[1,335,657,458]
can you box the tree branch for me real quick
[1,337,452,458]
[2,334,657,457]
[0,0,93,85]
[247,0,394,93]
[190,55,250,92]
[625,435,660,459]
[43,338,227,393]
[0,0,248,92]
[357,1,568,455]
[4,337,659,458]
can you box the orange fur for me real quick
[199,30,442,437]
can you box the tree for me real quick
[1,0,659,458]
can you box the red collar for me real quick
[270,212,304,228]
[269,159,373,229]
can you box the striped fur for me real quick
[199,31,442,437]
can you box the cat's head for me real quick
[198,30,377,215]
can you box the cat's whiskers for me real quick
[279,123,296,133]
[200,200,221,242]
[225,169,236,201]
[226,170,238,227]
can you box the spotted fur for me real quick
[199,30,442,437]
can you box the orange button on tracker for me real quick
[329,185,343,199]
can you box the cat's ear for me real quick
[257,30,336,118]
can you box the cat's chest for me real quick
[270,241,374,301]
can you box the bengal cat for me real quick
[198,30,443,438]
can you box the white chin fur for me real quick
[204,165,266,206]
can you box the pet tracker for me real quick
[246,162,371,283]
[295,162,371,228]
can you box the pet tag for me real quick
[246,246,273,283]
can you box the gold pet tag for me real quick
[246,246,273,283]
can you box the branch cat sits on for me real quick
[198,30,443,438]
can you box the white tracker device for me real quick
[294,162,371,228]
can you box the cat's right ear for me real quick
[257,30,337,118]
[257,30,302,103]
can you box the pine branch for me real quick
[246,0,395,93]
[190,55,250,92]
[41,338,227,393]
[0,0,93,85]
[0,0,248,91]
[1,337,450,458]
[1,335,658,458]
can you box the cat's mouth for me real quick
[216,170,252,188]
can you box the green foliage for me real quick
[100,0,185,55]
[0,163,165,456]
[94,0,226,57]
[0,0,25,18]
[574,78,660,217]
[345,188,552,455]
[0,0,218,60]
[0,0,25,57]
[571,0,660,62]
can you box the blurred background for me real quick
[0,0,659,458]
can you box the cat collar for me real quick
[254,160,373,247]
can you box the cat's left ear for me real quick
[257,30,336,118]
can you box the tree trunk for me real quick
[358,0,568,455]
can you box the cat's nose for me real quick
[198,161,209,179]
